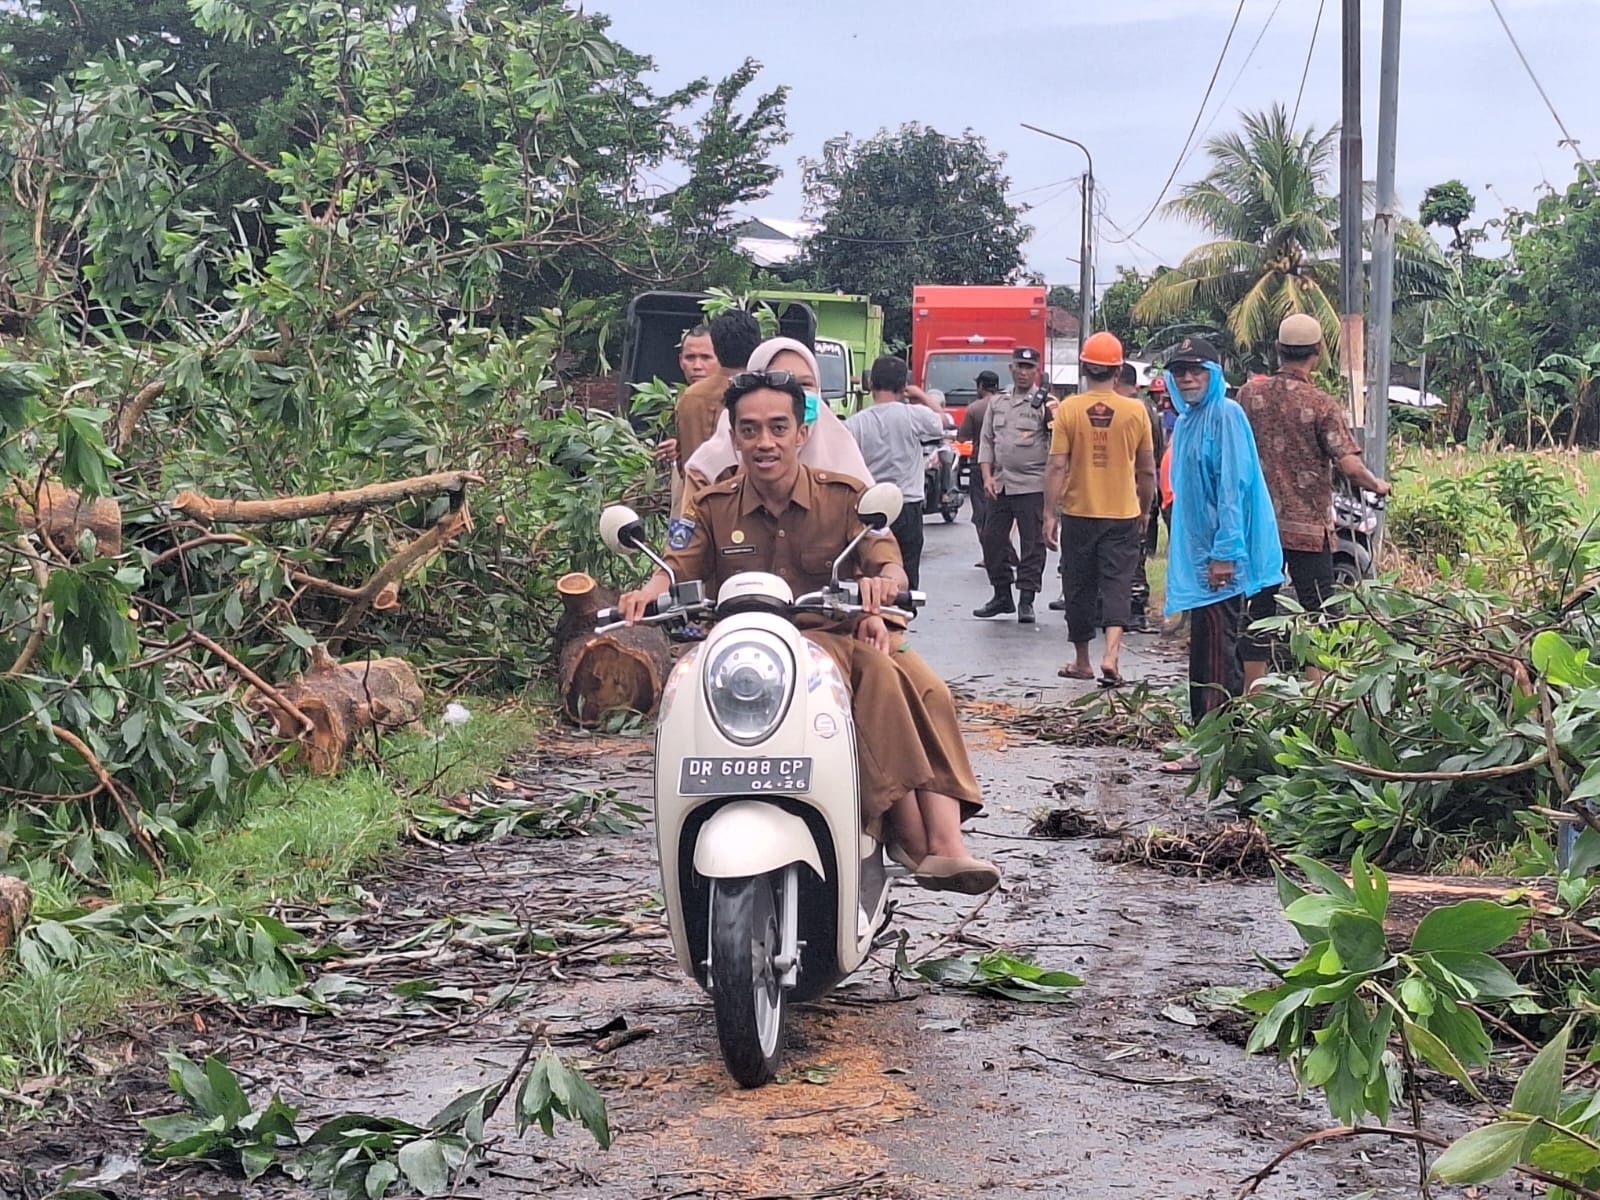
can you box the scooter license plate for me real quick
[679,756,813,795]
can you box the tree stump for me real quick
[555,572,672,727]
[10,483,122,556]
[0,875,32,960]
[251,644,425,774]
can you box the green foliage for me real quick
[1245,851,1531,1125]
[902,948,1084,1002]
[141,1050,609,1196]
[799,123,1030,344]
[410,786,644,843]
[1420,180,1477,253]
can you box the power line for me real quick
[1103,0,1250,245]
[1290,0,1327,130]
[1488,0,1599,187]
[1179,0,1287,177]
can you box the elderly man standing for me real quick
[1237,314,1392,687]
[1158,336,1283,773]
[975,346,1051,623]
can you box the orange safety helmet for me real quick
[1079,331,1125,367]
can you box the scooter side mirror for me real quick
[600,505,647,555]
[857,482,903,531]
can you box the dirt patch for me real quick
[1027,807,1119,839]
[1096,820,1277,879]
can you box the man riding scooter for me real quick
[619,370,1000,895]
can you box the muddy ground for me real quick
[2,520,1519,1200]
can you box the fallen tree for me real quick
[252,644,424,775]
[554,572,672,727]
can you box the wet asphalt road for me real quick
[292,511,1503,1200]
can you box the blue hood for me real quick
[1164,362,1283,614]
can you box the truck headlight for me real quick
[704,635,794,744]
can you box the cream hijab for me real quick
[682,336,875,488]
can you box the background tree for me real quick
[799,123,1029,343]
[1045,283,1079,312]
[1420,180,1477,254]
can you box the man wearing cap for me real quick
[1159,337,1283,771]
[1236,314,1391,688]
[1043,333,1156,685]
[975,347,1052,622]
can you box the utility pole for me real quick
[1339,0,1366,428]
[1365,0,1403,482]
[1021,124,1094,363]
[1078,172,1095,344]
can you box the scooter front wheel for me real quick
[708,872,787,1087]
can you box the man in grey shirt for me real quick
[845,355,946,588]
[976,346,1051,622]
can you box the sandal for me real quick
[1098,668,1126,689]
[913,855,1001,895]
[1158,754,1200,775]
[1057,665,1095,680]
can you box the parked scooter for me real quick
[594,483,922,1087]
[1332,477,1386,586]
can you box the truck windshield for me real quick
[814,341,850,400]
[925,352,1013,401]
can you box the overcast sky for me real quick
[593,0,1597,292]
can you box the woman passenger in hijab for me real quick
[683,337,875,490]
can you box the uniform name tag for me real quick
[721,545,757,556]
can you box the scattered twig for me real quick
[147,533,253,570]
[47,724,163,867]
[1019,1044,1205,1086]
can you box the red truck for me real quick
[909,284,1048,426]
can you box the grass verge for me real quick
[0,703,546,1095]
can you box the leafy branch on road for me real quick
[142,1044,610,1198]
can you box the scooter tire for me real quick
[941,506,958,523]
[708,873,787,1087]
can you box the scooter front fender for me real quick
[693,801,827,881]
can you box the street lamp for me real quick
[1021,124,1094,358]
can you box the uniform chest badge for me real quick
[731,530,746,544]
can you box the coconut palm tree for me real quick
[1134,104,1445,357]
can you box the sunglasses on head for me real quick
[728,369,799,390]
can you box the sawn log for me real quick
[251,644,425,774]
[554,572,672,728]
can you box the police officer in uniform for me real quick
[619,370,1000,895]
[975,346,1052,622]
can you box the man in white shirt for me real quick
[845,355,946,588]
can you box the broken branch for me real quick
[327,505,473,645]
[172,470,484,525]
[47,725,163,867]
[187,629,315,736]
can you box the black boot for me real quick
[1017,592,1036,623]
[1048,594,1067,611]
[973,587,1015,618]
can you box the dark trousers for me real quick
[1241,541,1334,663]
[891,501,926,590]
[982,490,1046,594]
[1189,594,1245,724]
[1062,516,1141,643]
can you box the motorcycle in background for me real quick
[923,417,964,523]
[595,483,923,1087]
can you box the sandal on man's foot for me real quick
[1098,668,1126,689]
[1057,664,1095,680]
[913,855,1001,895]
[1158,754,1200,775]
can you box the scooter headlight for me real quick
[704,635,794,744]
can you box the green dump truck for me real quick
[619,290,883,417]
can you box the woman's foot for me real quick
[886,843,922,871]
[1158,754,1200,775]
[913,855,1001,894]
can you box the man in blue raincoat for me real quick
[1158,337,1283,773]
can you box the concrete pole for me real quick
[1078,172,1094,347]
[1365,0,1402,481]
[1339,0,1367,428]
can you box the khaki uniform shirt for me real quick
[674,368,736,480]
[977,389,1050,495]
[666,466,903,598]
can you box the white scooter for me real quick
[596,483,921,1087]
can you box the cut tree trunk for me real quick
[1380,875,1600,959]
[251,644,425,775]
[554,572,672,728]
[10,483,122,556]
[0,875,32,960]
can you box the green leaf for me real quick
[1412,900,1532,954]
[1511,1024,1572,1119]
[1349,849,1389,921]
[540,1051,612,1149]
[1403,1019,1485,1102]
[1284,854,1357,904]
[1327,911,1390,973]
[1430,951,1528,1000]
[396,1138,450,1196]
[1282,893,1350,937]
[1529,1132,1600,1178]
[1430,1120,1532,1185]
[203,1055,252,1125]
[365,1160,400,1200]
[1246,989,1308,1054]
